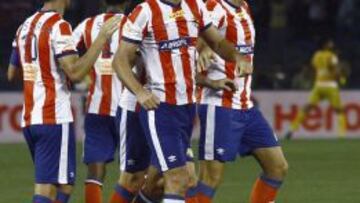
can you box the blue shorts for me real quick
[23,123,76,185]
[116,107,150,173]
[198,105,279,162]
[83,114,118,164]
[140,103,196,172]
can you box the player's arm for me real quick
[196,73,237,92]
[199,26,252,77]
[58,16,121,82]
[7,48,21,81]
[113,40,160,110]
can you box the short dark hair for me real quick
[105,0,127,6]
[125,0,143,15]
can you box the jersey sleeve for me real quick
[52,20,78,58]
[122,3,150,43]
[197,0,213,32]
[72,19,88,56]
[206,0,226,29]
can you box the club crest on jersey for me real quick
[236,44,254,55]
[158,37,190,51]
[169,9,185,19]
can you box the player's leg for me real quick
[185,152,199,203]
[250,147,288,203]
[286,87,320,139]
[133,165,164,203]
[139,103,194,203]
[328,87,346,137]
[240,109,288,203]
[31,123,76,203]
[196,105,240,203]
[55,184,73,203]
[110,108,150,203]
[84,114,118,203]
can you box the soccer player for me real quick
[285,38,347,139]
[195,0,289,202]
[112,0,253,202]
[72,1,128,202]
[7,0,120,202]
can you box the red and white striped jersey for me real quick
[73,13,127,116]
[122,0,212,105]
[199,0,255,110]
[13,11,78,127]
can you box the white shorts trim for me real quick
[204,105,216,160]
[148,111,168,171]
[58,123,69,184]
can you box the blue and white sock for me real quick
[33,195,52,203]
[163,194,185,203]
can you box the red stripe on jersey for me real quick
[84,18,95,49]
[148,0,177,104]
[240,75,249,109]
[23,12,44,126]
[173,7,194,104]
[222,13,237,108]
[206,0,218,11]
[59,22,72,35]
[185,0,204,30]
[128,5,143,23]
[99,13,115,115]
[84,18,96,112]
[118,16,127,43]
[39,14,62,124]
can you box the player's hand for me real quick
[235,54,253,77]
[197,46,217,73]
[99,16,122,40]
[211,78,238,92]
[136,89,160,110]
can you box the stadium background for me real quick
[0,0,359,202]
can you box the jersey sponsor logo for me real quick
[169,9,185,19]
[158,37,191,51]
[236,44,254,55]
[23,63,38,81]
[96,58,114,75]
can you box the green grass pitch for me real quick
[1,139,359,203]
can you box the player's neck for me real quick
[42,2,65,15]
[106,5,125,14]
[228,0,244,8]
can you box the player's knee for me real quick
[202,170,223,188]
[188,172,198,188]
[120,171,146,192]
[266,160,289,179]
[164,167,189,195]
[87,163,106,182]
[58,184,74,194]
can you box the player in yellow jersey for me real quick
[285,38,347,139]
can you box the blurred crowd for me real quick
[0,0,359,90]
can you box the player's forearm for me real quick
[212,39,238,62]
[7,66,17,82]
[196,73,216,89]
[70,35,108,81]
[113,56,144,96]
